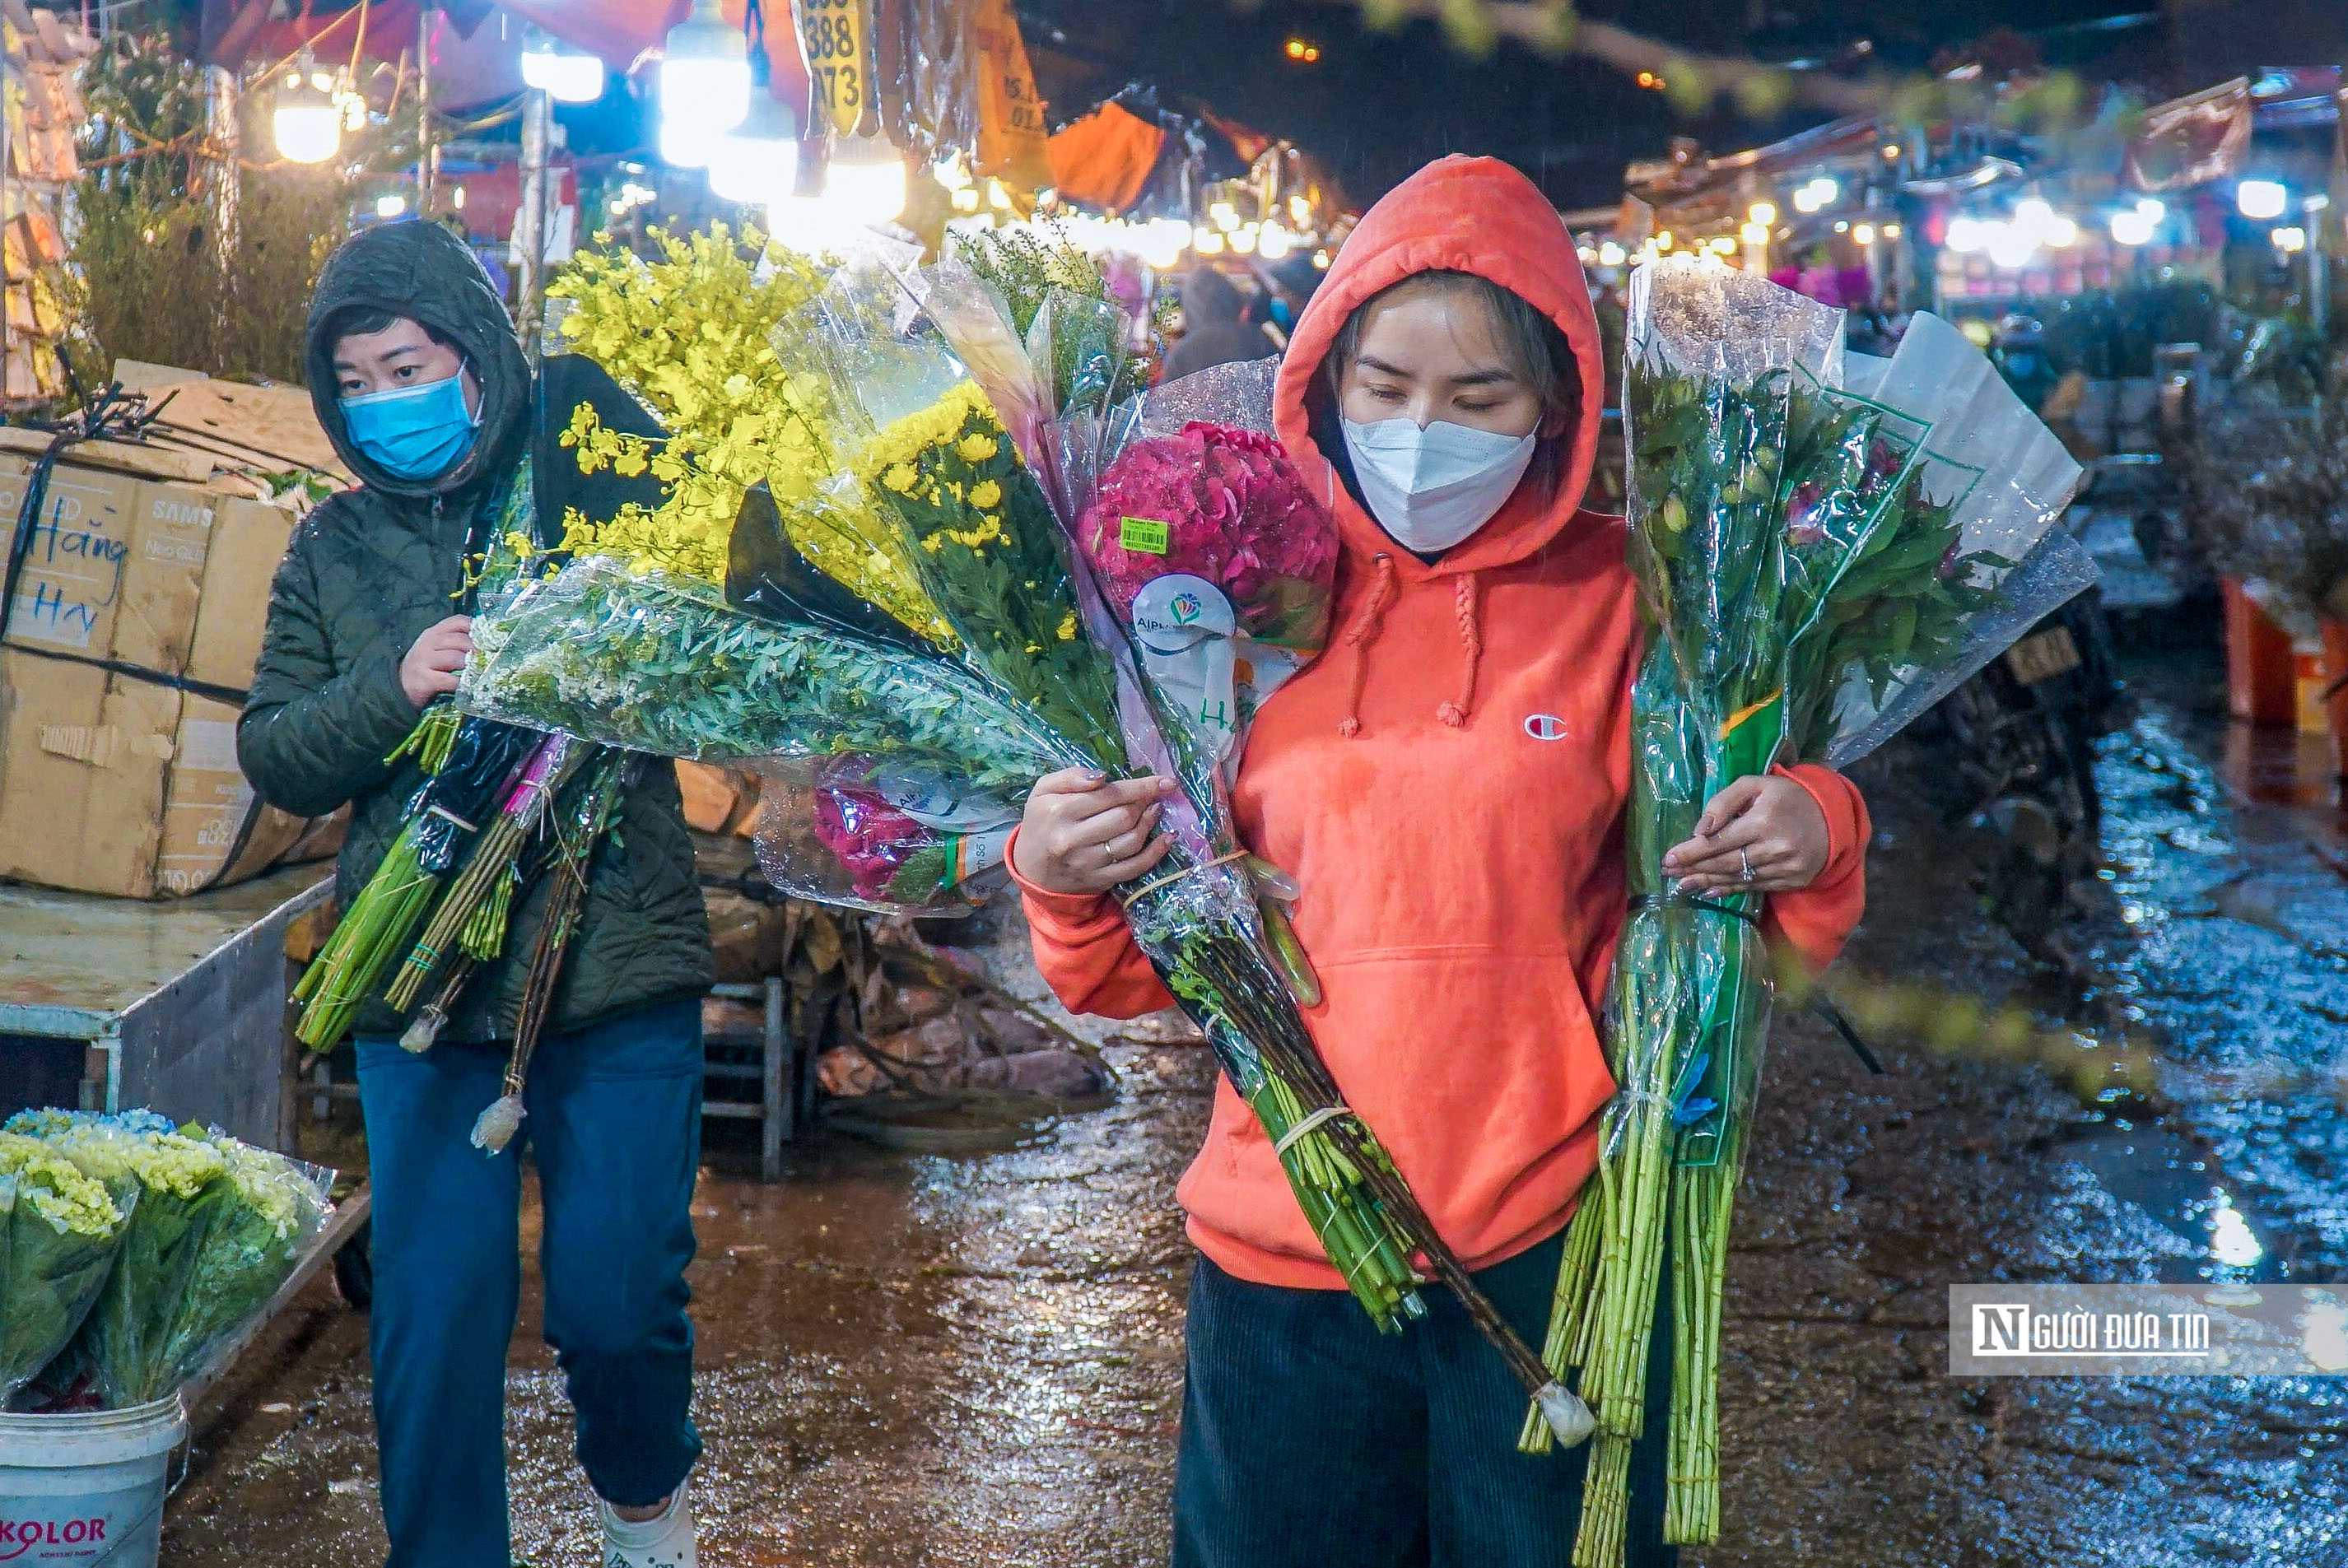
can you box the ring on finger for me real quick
[1737,848,1755,884]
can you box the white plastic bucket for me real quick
[0,1396,187,1567]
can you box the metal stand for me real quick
[702,976,807,1180]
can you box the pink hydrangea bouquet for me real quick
[1077,421,1338,652]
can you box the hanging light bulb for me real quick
[273,50,342,165]
[933,151,974,192]
[660,0,752,156]
[660,117,724,170]
[521,30,608,105]
[1139,216,1192,269]
[1983,221,2038,270]
[2236,180,2288,221]
[824,133,909,227]
[707,96,800,207]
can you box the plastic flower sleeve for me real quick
[41,1121,231,1407]
[1824,528,2099,769]
[147,1134,335,1396]
[802,268,1134,770]
[1060,390,1339,784]
[460,556,1076,793]
[1530,261,2103,1550]
[1810,314,2089,765]
[0,1133,133,1403]
[748,757,1018,916]
[796,259,1212,857]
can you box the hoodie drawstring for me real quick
[1335,557,1486,736]
[1336,553,1399,738]
[1437,570,1484,728]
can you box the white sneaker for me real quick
[598,1480,698,1568]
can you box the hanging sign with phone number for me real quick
[794,0,872,137]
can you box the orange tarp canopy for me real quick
[1046,100,1163,214]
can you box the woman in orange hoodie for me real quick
[1010,157,1869,1566]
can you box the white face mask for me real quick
[1340,416,1539,553]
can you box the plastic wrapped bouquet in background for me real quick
[0,1111,334,1409]
[0,1130,134,1404]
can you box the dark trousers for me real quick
[1172,1223,1679,1568]
[356,998,706,1568]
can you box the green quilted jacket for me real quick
[238,221,710,1044]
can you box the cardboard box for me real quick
[0,450,342,897]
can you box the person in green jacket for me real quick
[239,220,713,1568]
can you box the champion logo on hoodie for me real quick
[1523,713,1570,741]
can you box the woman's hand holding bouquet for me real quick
[1011,769,1176,895]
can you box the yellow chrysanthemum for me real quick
[957,431,999,463]
[1057,609,1078,641]
[967,478,1002,509]
[943,516,1007,551]
[883,463,919,495]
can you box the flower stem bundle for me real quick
[1527,259,2089,1557]
[381,732,585,1013]
[291,713,541,1049]
[472,753,637,1154]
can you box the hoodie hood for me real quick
[304,221,533,500]
[1274,156,1606,584]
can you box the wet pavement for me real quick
[165,639,2348,1567]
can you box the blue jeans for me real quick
[356,998,705,1568]
[1172,1224,1679,1568]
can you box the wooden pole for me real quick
[205,63,240,357]
[417,8,436,217]
[515,85,551,359]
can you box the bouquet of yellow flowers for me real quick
[547,223,950,644]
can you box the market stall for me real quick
[0,863,329,1145]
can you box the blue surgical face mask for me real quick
[340,370,479,481]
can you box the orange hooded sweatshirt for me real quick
[1014,156,1870,1291]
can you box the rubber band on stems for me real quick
[1272,1104,1353,1157]
[1117,848,1252,908]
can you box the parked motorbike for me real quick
[1911,566,2129,954]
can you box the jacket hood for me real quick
[1274,156,1606,584]
[304,221,533,500]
